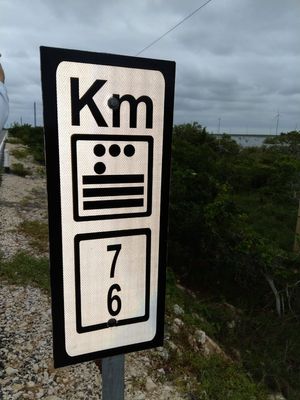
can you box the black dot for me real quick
[109,144,121,157]
[107,97,120,110]
[94,162,106,174]
[94,144,105,157]
[107,318,117,327]
[124,144,135,157]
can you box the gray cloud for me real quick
[1,0,299,133]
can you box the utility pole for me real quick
[275,111,280,135]
[218,117,221,134]
[34,102,36,127]
[294,199,300,253]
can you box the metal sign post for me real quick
[102,355,125,400]
[40,46,175,370]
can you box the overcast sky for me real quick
[1,0,299,134]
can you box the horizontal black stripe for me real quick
[83,174,144,184]
[83,186,144,198]
[83,198,144,210]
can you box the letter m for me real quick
[112,94,153,129]
[71,78,108,126]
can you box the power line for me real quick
[135,0,214,56]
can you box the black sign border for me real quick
[71,134,153,220]
[74,228,151,333]
[40,46,175,368]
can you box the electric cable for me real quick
[135,0,213,56]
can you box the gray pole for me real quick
[102,354,125,400]
[34,102,37,127]
[275,112,279,135]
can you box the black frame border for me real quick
[40,46,175,368]
[74,228,151,333]
[71,134,153,220]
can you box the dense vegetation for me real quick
[8,123,45,164]
[170,124,300,304]
[4,123,300,398]
[169,123,300,398]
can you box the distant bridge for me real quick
[214,133,276,148]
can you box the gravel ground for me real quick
[0,143,47,259]
[0,284,184,400]
[0,143,186,399]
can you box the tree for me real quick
[169,124,300,313]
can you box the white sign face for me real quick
[41,47,175,367]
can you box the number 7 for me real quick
[107,244,121,278]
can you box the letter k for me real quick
[71,78,108,127]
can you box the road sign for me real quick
[40,46,175,367]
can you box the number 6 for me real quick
[107,284,122,316]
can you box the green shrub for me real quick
[165,269,268,399]
[169,125,300,306]
[5,136,21,144]
[223,311,300,400]
[10,162,31,177]
[188,355,267,400]
[0,252,50,292]
[18,220,48,253]
[167,125,300,398]
[8,124,45,164]
[10,147,29,159]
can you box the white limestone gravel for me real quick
[0,143,47,259]
[0,284,185,399]
[0,143,186,399]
